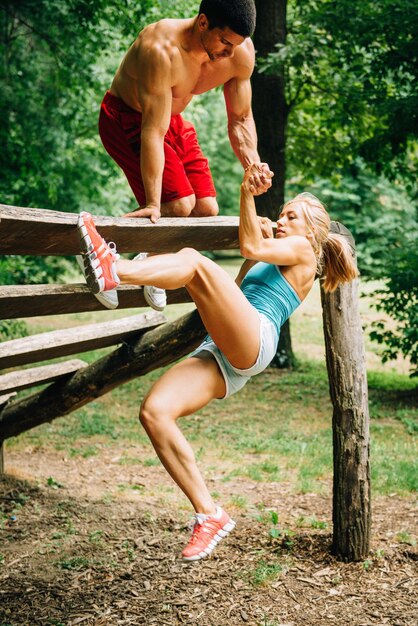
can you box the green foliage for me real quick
[1,0,105,210]
[0,0,165,215]
[256,0,418,368]
[370,235,418,376]
[0,319,27,341]
[258,0,418,185]
[288,159,417,278]
[0,255,67,285]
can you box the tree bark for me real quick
[252,0,287,216]
[253,0,294,368]
[0,310,206,441]
[321,279,371,561]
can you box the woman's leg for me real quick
[79,214,260,367]
[116,248,261,369]
[139,355,226,515]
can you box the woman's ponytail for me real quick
[321,232,359,293]
[284,192,359,293]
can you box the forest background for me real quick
[0,0,417,375]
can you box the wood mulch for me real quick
[0,452,417,626]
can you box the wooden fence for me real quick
[0,203,370,561]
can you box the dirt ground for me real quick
[1,446,417,626]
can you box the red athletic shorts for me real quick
[99,91,216,206]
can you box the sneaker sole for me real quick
[143,286,166,311]
[77,215,110,296]
[182,518,236,562]
[76,255,119,310]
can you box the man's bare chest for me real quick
[171,61,234,98]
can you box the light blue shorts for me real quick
[189,313,279,398]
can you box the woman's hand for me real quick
[257,216,274,239]
[242,163,274,195]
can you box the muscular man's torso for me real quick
[110,18,254,115]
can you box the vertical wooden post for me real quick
[321,277,371,561]
[0,393,16,476]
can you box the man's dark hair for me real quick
[198,0,256,38]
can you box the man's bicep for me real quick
[224,77,253,121]
[137,44,173,131]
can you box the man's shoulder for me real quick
[230,38,255,79]
[139,17,185,44]
[137,19,181,63]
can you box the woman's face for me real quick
[276,203,310,239]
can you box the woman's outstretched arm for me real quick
[239,165,312,267]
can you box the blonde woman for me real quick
[77,164,358,562]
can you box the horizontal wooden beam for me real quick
[0,205,240,255]
[0,392,16,407]
[0,283,192,319]
[0,359,87,394]
[0,312,166,369]
[0,310,206,441]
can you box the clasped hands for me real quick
[243,162,274,196]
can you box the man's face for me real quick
[199,19,245,62]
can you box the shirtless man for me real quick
[99,0,272,225]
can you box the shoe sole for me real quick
[77,217,102,294]
[77,215,116,299]
[76,255,119,310]
[143,286,166,311]
[182,518,236,562]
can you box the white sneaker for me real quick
[133,253,167,311]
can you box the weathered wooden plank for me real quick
[0,359,87,393]
[0,310,206,441]
[0,283,192,319]
[0,392,16,406]
[321,277,371,562]
[0,393,16,473]
[0,311,166,369]
[0,205,240,255]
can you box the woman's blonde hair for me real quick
[283,192,359,292]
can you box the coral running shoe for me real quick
[76,254,119,310]
[77,212,120,303]
[182,507,236,562]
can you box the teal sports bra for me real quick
[241,262,302,337]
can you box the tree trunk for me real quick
[321,279,371,561]
[253,0,294,368]
[252,0,287,215]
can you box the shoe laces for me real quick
[187,516,217,545]
[188,519,207,545]
[106,241,120,260]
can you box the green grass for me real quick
[250,560,284,586]
[6,262,417,497]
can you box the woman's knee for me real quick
[177,247,204,266]
[139,394,167,432]
[176,247,217,284]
